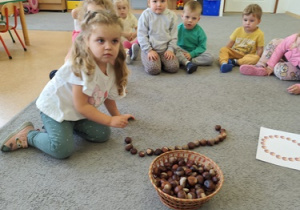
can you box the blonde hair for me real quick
[243,4,263,20]
[77,0,115,22]
[113,0,130,7]
[71,10,129,96]
[184,0,202,15]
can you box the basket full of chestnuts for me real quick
[148,150,224,210]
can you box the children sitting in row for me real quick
[137,0,213,75]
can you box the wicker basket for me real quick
[148,150,224,210]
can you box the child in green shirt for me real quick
[176,1,213,74]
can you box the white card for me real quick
[256,127,300,170]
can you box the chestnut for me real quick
[182,145,189,150]
[161,147,169,153]
[177,190,186,199]
[187,142,196,149]
[174,185,183,194]
[204,180,216,191]
[207,139,215,146]
[196,175,204,184]
[212,176,219,184]
[146,148,154,156]
[187,176,198,186]
[193,140,200,147]
[124,137,132,144]
[130,147,137,155]
[214,138,220,144]
[125,143,133,151]
[220,128,226,133]
[202,171,211,180]
[154,149,163,156]
[199,139,207,146]
[138,151,145,157]
[175,145,182,150]
[215,125,221,131]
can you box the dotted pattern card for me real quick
[256,127,300,171]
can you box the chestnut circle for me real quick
[261,135,300,161]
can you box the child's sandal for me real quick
[1,122,34,152]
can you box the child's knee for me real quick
[163,61,179,73]
[90,126,111,143]
[50,141,74,159]
[219,46,230,53]
[146,67,161,75]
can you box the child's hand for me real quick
[148,50,159,61]
[287,84,300,95]
[123,32,132,41]
[164,50,175,60]
[131,32,137,40]
[110,114,134,128]
[265,67,273,76]
[128,33,133,41]
[183,52,191,60]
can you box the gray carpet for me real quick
[2,12,300,210]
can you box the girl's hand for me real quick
[131,32,137,40]
[110,114,134,128]
[123,32,131,41]
[164,50,175,60]
[265,66,273,76]
[287,84,300,95]
[128,33,133,41]
[148,50,159,61]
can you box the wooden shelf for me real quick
[38,0,67,12]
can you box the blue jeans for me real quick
[27,112,111,159]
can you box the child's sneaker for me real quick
[49,70,57,80]
[186,62,198,74]
[240,65,267,76]
[1,122,34,152]
[131,43,140,60]
[125,49,132,65]
[228,59,238,66]
[220,63,233,73]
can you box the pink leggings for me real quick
[257,39,300,80]
[123,40,139,49]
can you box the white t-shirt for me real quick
[121,13,138,43]
[36,61,125,122]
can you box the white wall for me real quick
[285,0,300,15]
[272,0,300,15]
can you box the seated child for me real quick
[137,0,179,75]
[219,4,264,73]
[49,0,115,79]
[176,0,214,74]
[113,0,139,65]
[240,33,300,95]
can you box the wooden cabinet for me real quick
[38,0,67,12]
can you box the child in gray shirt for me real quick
[137,0,180,75]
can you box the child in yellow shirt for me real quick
[219,4,264,73]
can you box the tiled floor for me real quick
[0,30,72,128]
